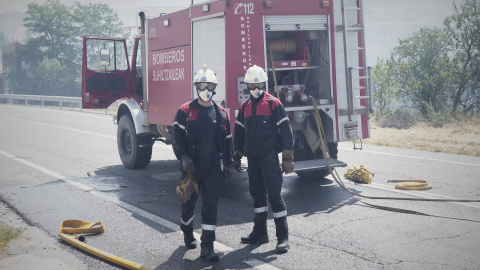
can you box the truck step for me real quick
[293,158,347,172]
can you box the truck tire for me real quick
[294,142,338,179]
[117,115,152,169]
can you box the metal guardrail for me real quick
[0,94,82,110]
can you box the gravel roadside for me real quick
[0,201,88,270]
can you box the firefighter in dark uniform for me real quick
[172,65,234,261]
[233,65,294,253]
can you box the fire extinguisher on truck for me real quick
[81,0,372,179]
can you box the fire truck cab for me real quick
[81,0,372,179]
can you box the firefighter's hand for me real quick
[281,150,294,174]
[233,150,243,172]
[224,166,234,180]
[181,157,195,173]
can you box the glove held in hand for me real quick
[233,150,243,172]
[176,172,199,203]
[281,150,294,174]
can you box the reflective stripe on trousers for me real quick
[247,148,288,238]
[180,166,222,246]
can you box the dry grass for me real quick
[364,119,480,157]
[0,222,23,255]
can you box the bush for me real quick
[424,102,451,128]
[374,109,420,129]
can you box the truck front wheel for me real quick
[117,115,152,169]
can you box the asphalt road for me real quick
[1,104,479,270]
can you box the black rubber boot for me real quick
[200,246,219,261]
[274,216,289,253]
[240,232,269,244]
[276,238,289,253]
[252,212,268,236]
[241,211,269,244]
[184,234,197,249]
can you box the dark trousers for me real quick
[180,165,223,248]
[247,148,288,240]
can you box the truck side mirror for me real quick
[100,48,110,66]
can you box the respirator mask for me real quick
[247,82,266,99]
[196,82,216,101]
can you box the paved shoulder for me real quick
[0,202,88,270]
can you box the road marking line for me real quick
[1,116,116,140]
[245,259,282,270]
[0,116,171,150]
[338,147,480,167]
[0,148,277,269]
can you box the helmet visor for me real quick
[246,82,266,91]
[195,82,216,91]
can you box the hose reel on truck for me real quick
[267,37,346,179]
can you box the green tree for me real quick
[3,67,35,95]
[372,58,398,114]
[2,45,43,95]
[71,2,123,64]
[389,27,456,117]
[36,57,80,96]
[23,0,75,62]
[444,0,480,116]
[15,0,123,97]
[72,2,122,37]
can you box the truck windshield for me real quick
[86,39,128,71]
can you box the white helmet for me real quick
[193,64,217,84]
[193,65,217,102]
[245,65,268,98]
[244,65,268,83]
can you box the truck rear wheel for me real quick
[294,142,338,179]
[117,115,152,169]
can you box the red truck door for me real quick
[82,37,134,109]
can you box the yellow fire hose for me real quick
[58,220,152,270]
[344,166,433,190]
[388,180,433,191]
[268,44,280,99]
[344,165,374,184]
[310,97,480,222]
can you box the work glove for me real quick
[176,172,199,203]
[233,150,243,172]
[224,165,234,180]
[281,150,294,174]
[181,157,195,173]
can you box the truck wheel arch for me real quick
[116,99,149,135]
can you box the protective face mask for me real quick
[250,89,264,98]
[198,89,213,101]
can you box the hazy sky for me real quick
[1,0,460,65]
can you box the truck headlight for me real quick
[293,110,306,123]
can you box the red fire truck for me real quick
[82,0,372,178]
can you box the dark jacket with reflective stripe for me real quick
[172,99,234,170]
[234,92,293,157]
